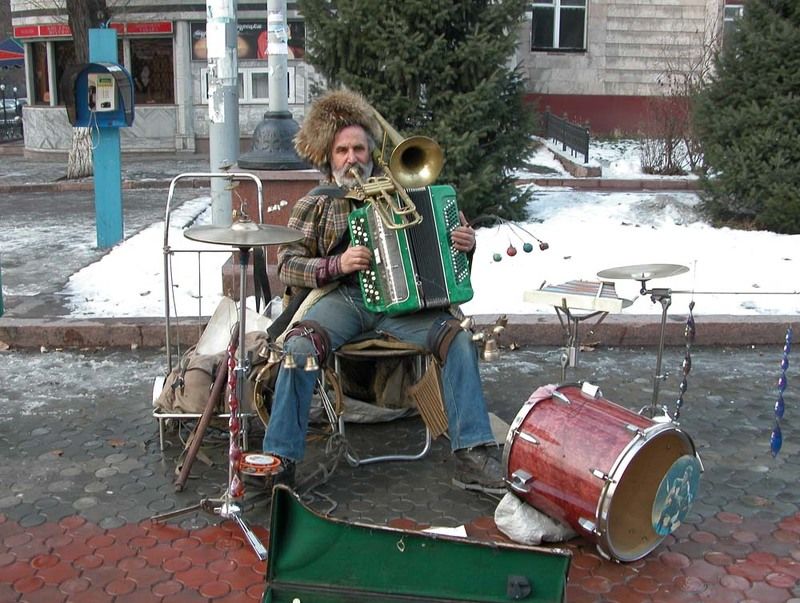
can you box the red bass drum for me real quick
[503,384,702,562]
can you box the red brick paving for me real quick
[1,510,799,602]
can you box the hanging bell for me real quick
[483,338,500,362]
[460,317,474,330]
[304,354,320,372]
[268,348,282,364]
[257,342,271,360]
[283,353,297,369]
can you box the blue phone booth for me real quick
[60,36,136,249]
[62,62,135,128]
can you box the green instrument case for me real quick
[263,485,572,602]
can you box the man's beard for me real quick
[332,159,373,188]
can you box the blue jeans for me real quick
[263,284,495,461]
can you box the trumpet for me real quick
[349,108,444,230]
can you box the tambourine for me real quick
[239,453,282,476]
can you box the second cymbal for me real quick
[597,263,689,281]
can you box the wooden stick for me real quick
[174,323,239,492]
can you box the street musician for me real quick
[262,88,503,493]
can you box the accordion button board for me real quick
[348,184,474,315]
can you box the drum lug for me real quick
[578,517,600,537]
[517,431,539,445]
[552,390,572,405]
[590,468,610,481]
[625,423,646,437]
[508,469,534,494]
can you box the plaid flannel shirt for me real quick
[277,185,359,290]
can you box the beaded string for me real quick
[771,325,793,457]
[227,337,245,498]
[673,301,696,422]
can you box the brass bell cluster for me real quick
[257,342,320,372]
[468,315,508,362]
[347,108,444,230]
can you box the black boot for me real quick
[270,455,296,490]
[452,445,505,494]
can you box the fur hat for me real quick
[294,88,383,168]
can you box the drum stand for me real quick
[151,213,302,562]
[152,247,267,559]
[554,304,609,382]
[638,283,673,421]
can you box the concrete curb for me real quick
[0,177,211,194]
[0,314,795,350]
[0,176,700,195]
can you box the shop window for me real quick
[723,4,744,46]
[31,42,49,104]
[201,67,296,103]
[53,41,77,104]
[130,38,174,104]
[531,0,587,51]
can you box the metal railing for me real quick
[542,111,590,164]
[0,120,23,142]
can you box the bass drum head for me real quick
[602,426,699,562]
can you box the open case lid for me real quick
[264,486,571,603]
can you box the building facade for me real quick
[10,0,741,154]
[10,0,315,154]
[516,0,743,134]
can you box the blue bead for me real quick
[775,393,785,419]
[770,423,783,457]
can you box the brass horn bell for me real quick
[348,107,444,230]
[372,110,443,190]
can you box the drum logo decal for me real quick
[652,455,701,536]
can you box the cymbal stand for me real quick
[638,280,673,421]
[153,246,268,561]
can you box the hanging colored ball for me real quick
[493,253,502,262]
[522,242,534,253]
[506,245,517,257]
[539,242,550,251]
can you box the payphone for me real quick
[87,72,117,112]
[61,62,134,127]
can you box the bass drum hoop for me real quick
[596,422,697,562]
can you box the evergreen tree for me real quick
[693,0,800,233]
[297,0,536,220]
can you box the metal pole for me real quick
[206,0,239,226]
[237,0,306,170]
[1,85,6,127]
[267,0,289,114]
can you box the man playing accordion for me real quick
[262,88,502,493]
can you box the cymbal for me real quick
[597,263,689,281]
[184,222,303,247]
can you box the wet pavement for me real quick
[1,143,799,602]
[0,343,798,602]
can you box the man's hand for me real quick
[450,211,476,253]
[340,245,372,274]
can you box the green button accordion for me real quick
[348,184,474,315]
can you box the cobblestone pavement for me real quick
[1,342,798,602]
[2,144,799,601]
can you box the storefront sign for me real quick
[14,22,173,39]
[190,21,304,61]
